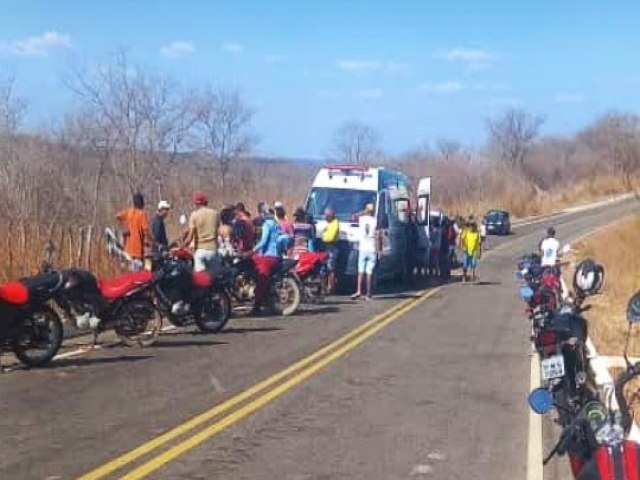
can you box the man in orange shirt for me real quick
[116,192,152,270]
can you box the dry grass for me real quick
[446,174,631,221]
[568,214,640,356]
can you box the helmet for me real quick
[193,191,208,206]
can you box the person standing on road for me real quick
[480,220,487,246]
[321,207,340,294]
[252,206,280,315]
[116,192,152,271]
[291,207,315,258]
[182,191,220,272]
[439,216,451,280]
[540,227,561,267]
[234,202,255,253]
[151,200,171,252]
[461,221,481,283]
[351,203,377,301]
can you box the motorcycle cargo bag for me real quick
[579,441,640,480]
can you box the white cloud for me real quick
[434,48,495,70]
[264,53,286,63]
[222,42,243,53]
[337,59,408,75]
[355,88,383,100]
[554,93,585,104]
[160,40,195,58]
[0,31,71,57]
[420,81,465,94]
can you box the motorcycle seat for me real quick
[0,282,29,305]
[192,271,213,288]
[99,271,153,300]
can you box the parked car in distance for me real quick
[483,210,511,235]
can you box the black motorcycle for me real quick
[151,246,233,333]
[0,273,64,367]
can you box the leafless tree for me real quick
[331,121,380,164]
[486,108,545,171]
[580,113,640,190]
[66,51,192,195]
[436,138,462,161]
[191,88,255,200]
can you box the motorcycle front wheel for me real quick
[271,276,301,317]
[115,298,162,347]
[12,306,63,367]
[196,291,232,333]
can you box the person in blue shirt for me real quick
[252,206,280,314]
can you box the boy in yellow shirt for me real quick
[461,221,481,282]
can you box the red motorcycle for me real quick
[292,251,329,304]
[0,273,65,367]
[53,269,162,347]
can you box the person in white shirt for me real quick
[540,227,561,267]
[352,203,378,301]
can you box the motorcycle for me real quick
[520,291,595,425]
[292,251,329,304]
[223,253,301,316]
[0,273,65,368]
[151,246,233,333]
[528,290,640,478]
[53,268,162,347]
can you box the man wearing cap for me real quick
[183,191,220,272]
[352,203,378,300]
[152,200,171,252]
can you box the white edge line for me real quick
[527,345,543,480]
[51,324,177,361]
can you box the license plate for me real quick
[541,355,565,381]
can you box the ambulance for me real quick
[305,164,432,286]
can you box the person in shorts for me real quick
[461,221,481,282]
[321,208,340,293]
[352,203,377,301]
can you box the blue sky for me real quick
[2,0,640,158]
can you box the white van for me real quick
[305,164,431,285]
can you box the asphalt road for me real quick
[0,199,636,480]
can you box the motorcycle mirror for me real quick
[626,291,640,324]
[519,285,534,300]
[528,388,554,415]
[179,214,187,226]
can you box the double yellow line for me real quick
[78,286,441,480]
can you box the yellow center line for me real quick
[119,287,442,480]
[78,293,421,480]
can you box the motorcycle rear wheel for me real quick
[115,299,162,348]
[196,291,232,333]
[271,276,301,317]
[12,306,63,367]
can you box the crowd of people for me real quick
[115,191,493,313]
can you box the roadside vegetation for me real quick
[2,51,640,279]
[570,214,640,356]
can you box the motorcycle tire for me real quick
[196,291,232,334]
[271,276,301,317]
[115,298,162,348]
[12,305,63,368]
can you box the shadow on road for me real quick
[297,306,340,316]
[152,339,228,348]
[54,354,153,368]
[219,327,283,334]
